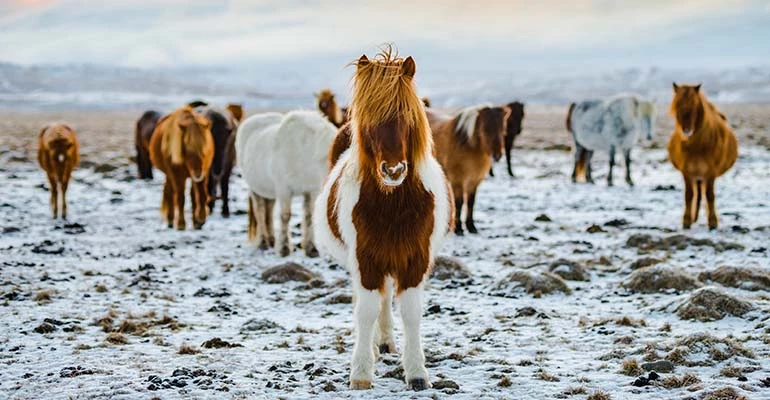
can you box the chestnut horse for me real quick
[38,124,79,219]
[135,110,161,180]
[314,49,452,391]
[668,83,737,229]
[149,106,214,230]
[316,89,348,128]
[428,105,509,235]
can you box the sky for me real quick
[1,0,769,72]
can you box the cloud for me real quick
[0,0,767,69]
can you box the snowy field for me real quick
[1,107,769,400]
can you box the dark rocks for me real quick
[624,265,701,293]
[31,240,65,255]
[431,256,471,281]
[587,224,606,234]
[534,214,552,222]
[261,262,318,284]
[325,293,352,304]
[626,234,744,252]
[433,379,460,391]
[201,338,243,349]
[60,366,96,378]
[34,322,57,334]
[548,258,589,281]
[641,360,675,373]
[193,287,231,298]
[604,218,629,227]
[676,287,753,321]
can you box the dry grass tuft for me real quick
[624,265,701,293]
[660,372,701,388]
[701,386,748,400]
[699,266,770,291]
[560,386,587,396]
[586,390,611,400]
[178,344,200,355]
[105,332,128,345]
[676,287,753,321]
[620,358,643,376]
[497,375,512,387]
[94,284,108,293]
[34,289,54,304]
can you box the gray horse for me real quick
[566,94,656,186]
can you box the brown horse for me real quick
[428,105,509,235]
[499,101,524,177]
[421,97,431,108]
[38,124,79,219]
[668,83,737,230]
[134,110,161,180]
[314,48,452,391]
[316,89,348,128]
[149,106,214,230]
[217,103,244,218]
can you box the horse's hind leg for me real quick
[682,175,694,229]
[585,150,595,184]
[623,148,634,186]
[265,198,276,248]
[692,180,702,224]
[452,183,464,236]
[572,145,586,183]
[253,194,269,249]
[505,133,515,177]
[465,186,480,234]
[276,193,292,257]
[162,179,174,228]
[607,146,616,186]
[375,280,396,355]
[302,192,319,258]
[247,193,257,241]
[60,177,69,220]
[171,171,187,230]
[705,178,718,229]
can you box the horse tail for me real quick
[566,102,576,133]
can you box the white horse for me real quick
[566,94,656,186]
[235,110,337,257]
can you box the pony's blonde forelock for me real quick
[350,45,431,162]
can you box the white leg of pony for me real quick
[350,285,381,390]
[399,286,430,390]
[276,193,292,257]
[376,280,396,354]
[302,192,319,257]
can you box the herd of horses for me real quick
[34,47,739,391]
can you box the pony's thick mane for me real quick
[350,46,431,163]
[454,104,490,143]
[162,106,209,165]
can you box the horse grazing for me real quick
[135,110,161,180]
[149,106,214,230]
[668,83,737,230]
[428,105,508,235]
[38,124,79,219]
[314,49,452,391]
[236,110,336,257]
[316,89,348,128]
[566,95,656,186]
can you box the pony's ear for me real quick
[402,56,416,78]
[357,54,369,68]
[672,82,679,91]
[694,84,701,93]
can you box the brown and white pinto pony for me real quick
[668,83,737,230]
[135,110,161,180]
[149,106,214,230]
[314,49,453,391]
[428,105,509,235]
[316,89,348,128]
[38,124,79,219]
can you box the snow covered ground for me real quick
[1,110,769,399]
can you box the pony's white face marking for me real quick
[191,173,205,183]
[379,161,407,187]
[57,154,65,162]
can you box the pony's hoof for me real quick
[454,228,464,236]
[466,225,478,234]
[305,246,319,258]
[682,223,691,230]
[408,378,429,391]
[279,245,291,257]
[193,222,204,230]
[167,223,173,229]
[350,380,372,390]
[626,178,635,186]
[378,342,396,354]
[607,180,614,187]
[222,210,230,218]
[176,223,186,231]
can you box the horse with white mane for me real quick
[235,110,337,257]
[566,94,656,186]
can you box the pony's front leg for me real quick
[375,281,396,354]
[192,179,208,230]
[276,193,292,257]
[60,178,69,220]
[302,192,319,257]
[585,150,595,184]
[505,134,515,177]
[253,194,269,249]
[399,286,430,391]
[705,178,718,230]
[452,184,464,236]
[265,199,276,247]
[350,283,382,390]
[607,145,616,186]
[171,171,187,230]
[465,187,479,234]
[247,193,257,241]
[163,179,174,228]
[682,175,694,229]
[623,149,634,186]
[47,174,58,219]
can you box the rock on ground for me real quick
[676,287,754,321]
[493,270,571,297]
[431,256,471,281]
[624,265,701,293]
[548,258,589,281]
[699,266,770,291]
[261,262,319,284]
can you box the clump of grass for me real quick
[497,375,512,387]
[701,386,749,400]
[614,336,634,345]
[660,322,672,332]
[34,289,54,304]
[587,390,611,400]
[94,284,108,293]
[620,358,643,376]
[660,372,701,389]
[535,368,559,382]
[333,335,345,354]
[105,332,128,345]
[518,359,534,367]
[94,309,118,332]
[720,366,759,378]
[560,385,587,396]
[616,316,647,327]
[178,344,199,355]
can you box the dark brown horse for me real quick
[316,89,348,128]
[135,110,161,180]
[491,101,524,177]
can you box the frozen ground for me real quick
[1,109,769,400]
